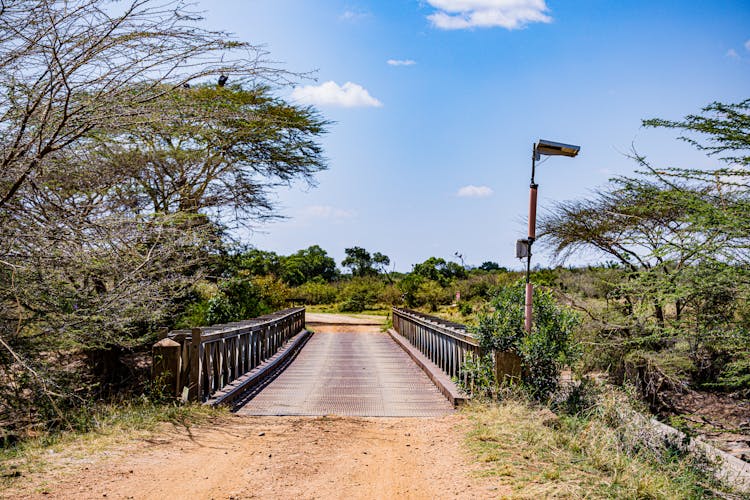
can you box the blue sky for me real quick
[196,1,750,271]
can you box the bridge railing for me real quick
[391,307,521,389]
[153,307,305,402]
[392,307,480,385]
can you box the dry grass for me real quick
[463,393,732,499]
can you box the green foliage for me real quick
[457,354,496,398]
[100,83,329,223]
[175,300,211,328]
[412,256,466,286]
[338,277,384,312]
[206,276,266,324]
[232,245,337,286]
[293,278,338,304]
[472,280,580,400]
[694,327,750,393]
[478,261,506,272]
[397,273,423,307]
[457,272,516,302]
[341,246,390,278]
[205,275,289,324]
[458,301,473,316]
[281,245,338,286]
[415,280,452,312]
[234,249,282,277]
[251,275,292,310]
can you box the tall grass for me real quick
[464,387,733,498]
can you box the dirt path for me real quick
[4,313,505,499]
[305,312,386,329]
[4,414,504,500]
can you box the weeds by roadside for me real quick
[463,385,738,498]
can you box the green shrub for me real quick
[397,274,422,307]
[205,274,290,324]
[206,277,264,324]
[293,278,338,304]
[175,300,210,328]
[470,279,580,400]
[458,301,473,316]
[415,280,451,311]
[378,284,403,307]
[338,277,383,312]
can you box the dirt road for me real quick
[5,414,503,499]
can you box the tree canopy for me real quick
[0,0,273,211]
[540,99,750,333]
[98,83,328,225]
[412,257,467,287]
[341,247,390,277]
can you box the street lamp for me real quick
[517,139,580,333]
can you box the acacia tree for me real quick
[97,84,328,225]
[0,1,326,433]
[542,99,749,325]
[0,147,218,430]
[540,177,719,326]
[0,0,281,212]
[341,247,390,278]
[643,99,750,266]
[539,99,750,388]
[281,246,338,286]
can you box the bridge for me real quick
[152,307,515,416]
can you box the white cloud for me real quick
[387,59,417,66]
[339,9,370,22]
[426,0,552,30]
[301,205,356,220]
[745,39,750,52]
[726,48,739,59]
[291,81,382,108]
[457,185,494,198]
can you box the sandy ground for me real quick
[305,312,386,326]
[3,314,505,499]
[4,414,504,500]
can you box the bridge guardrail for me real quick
[392,307,480,385]
[153,307,305,402]
[391,307,521,389]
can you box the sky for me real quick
[195,0,750,272]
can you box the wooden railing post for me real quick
[493,350,522,384]
[188,327,202,401]
[152,337,181,397]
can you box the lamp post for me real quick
[517,139,580,333]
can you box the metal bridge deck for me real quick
[235,331,454,417]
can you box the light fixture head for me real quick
[535,139,580,158]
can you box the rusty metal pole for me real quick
[525,144,538,333]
